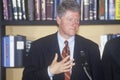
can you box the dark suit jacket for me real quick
[102,37,120,80]
[22,32,104,80]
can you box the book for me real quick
[8,0,13,20]
[93,0,97,20]
[35,0,41,20]
[80,0,84,20]
[99,0,105,20]
[115,0,120,20]
[41,0,46,20]
[53,0,60,20]
[83,0,89,20]
[14,35,26,67]
[89,0,94,20]
[9,35,15,67]
[104,0,109,20]
[27,0,35,20]
[12,0,18,20]
[109,0,115,20]
[46,0,54,20]
[21,0,27,20]
[3,35,15,67]
[2,36,6,67]
[3,0,9,20]
[17,0,22,20]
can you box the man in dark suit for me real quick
[102,37,120,80]
[22,0,104,80]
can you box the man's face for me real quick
[57,10,80,39]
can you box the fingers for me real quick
[61,56,75,72]
[53,53,58,63]
[61,56,70,63]
[50,54,75,75]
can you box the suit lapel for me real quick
[71,35,86,80]
[51,33,64,80]
[51,32,62,61]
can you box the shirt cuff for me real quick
[47,66,54,80]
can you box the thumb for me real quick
[53,53,58,63]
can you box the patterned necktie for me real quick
[62,40,71,80]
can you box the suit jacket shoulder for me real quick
[75,34,99,48]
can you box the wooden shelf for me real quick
[0,20,120,26]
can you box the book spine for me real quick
[27,0,35,20]
[9,36,15,67]
[8,0,13,20]
[109,0,115,20]
[5,36,10,67]
[105,0,109,20]
[12,0,18,20]
[53,0,60,20]
[35,0,41,20]
[17,0,22,20]
[41,0,46,20]
[89,0,94,20]
[83,0,89,20]
[21,0,26,20]
[46,0,54,20]
[3,0,9,20]
[14,35,26,67]
[80,0,84,21]
[115,0,120,20]
[99,0,105,20]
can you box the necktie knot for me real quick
[62,40,70,57]
[64,40,68,46]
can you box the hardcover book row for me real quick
[2,0,120,21]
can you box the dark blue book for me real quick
[53,0,60,20]
[8,0,13,20]
[14,35,26,67]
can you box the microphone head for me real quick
[80,51,88,66]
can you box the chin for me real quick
[69,33,75,36]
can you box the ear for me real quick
[56,16,61,25]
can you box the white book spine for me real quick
[10,36,15,67]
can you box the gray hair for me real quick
[57,0,81,18]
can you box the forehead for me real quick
[64,10,80,17]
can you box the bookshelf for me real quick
[0,0,120,80]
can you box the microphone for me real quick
[80,51,92,80]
